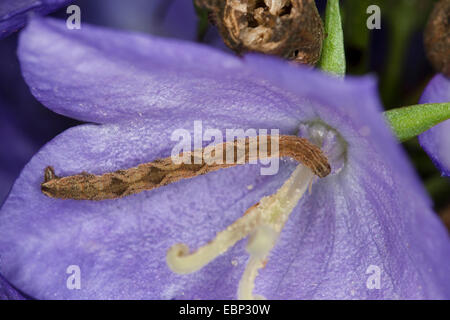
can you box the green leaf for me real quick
[384,103,450,142]
[318,0,346,76]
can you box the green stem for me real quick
[384,103,450,142]
[318,0,346,76]
[380,16,412,106]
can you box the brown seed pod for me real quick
[424,0,450,77]
[197,0,324,65]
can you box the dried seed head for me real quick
[194,0,217,11]
[198,0,324,65]
[424,0,450,77]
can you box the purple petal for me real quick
[0,0,70,38]
[0,273,26,300]
[0,119,296,299]
[18,17,300,127]
[1,18,449,299]
[239,56,450,299]
[418,74,450,177]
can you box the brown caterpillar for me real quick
[41,135,330,200]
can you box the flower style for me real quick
[0,17,449,300]
[418,74,450,177]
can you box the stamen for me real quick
[41,135,330,200]
[238,255,267,300]
[238,226,275,300]
[167,164,314,299]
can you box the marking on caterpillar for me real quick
[41,135,330,201]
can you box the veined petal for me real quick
[18,17,301,126]
[255,153,450,299]
[418,74,450,177]
[245,54,432,205]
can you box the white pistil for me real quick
[166,164,314,299]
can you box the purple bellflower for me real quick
[418,74,450,177]
[0,17,450,300]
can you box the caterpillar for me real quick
[41,135,330,200]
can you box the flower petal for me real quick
[0,273,26,300]
[418,74,450,177]
[256,151,450,299]
[0,0,69,38]
[18,18,304,126]
[245,53,432,204]
[0,117,298,299]
[221,56,450,299]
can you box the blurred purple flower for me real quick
[0,17,449,300]
[418,75,450,177]
[0,100,36,203]
[77,0,194,40]
[74,0,226,49]
[0,0,71,38]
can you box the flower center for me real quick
[298,121,347,175]
[166,123,346,299]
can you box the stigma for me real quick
[167,164,314,299]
